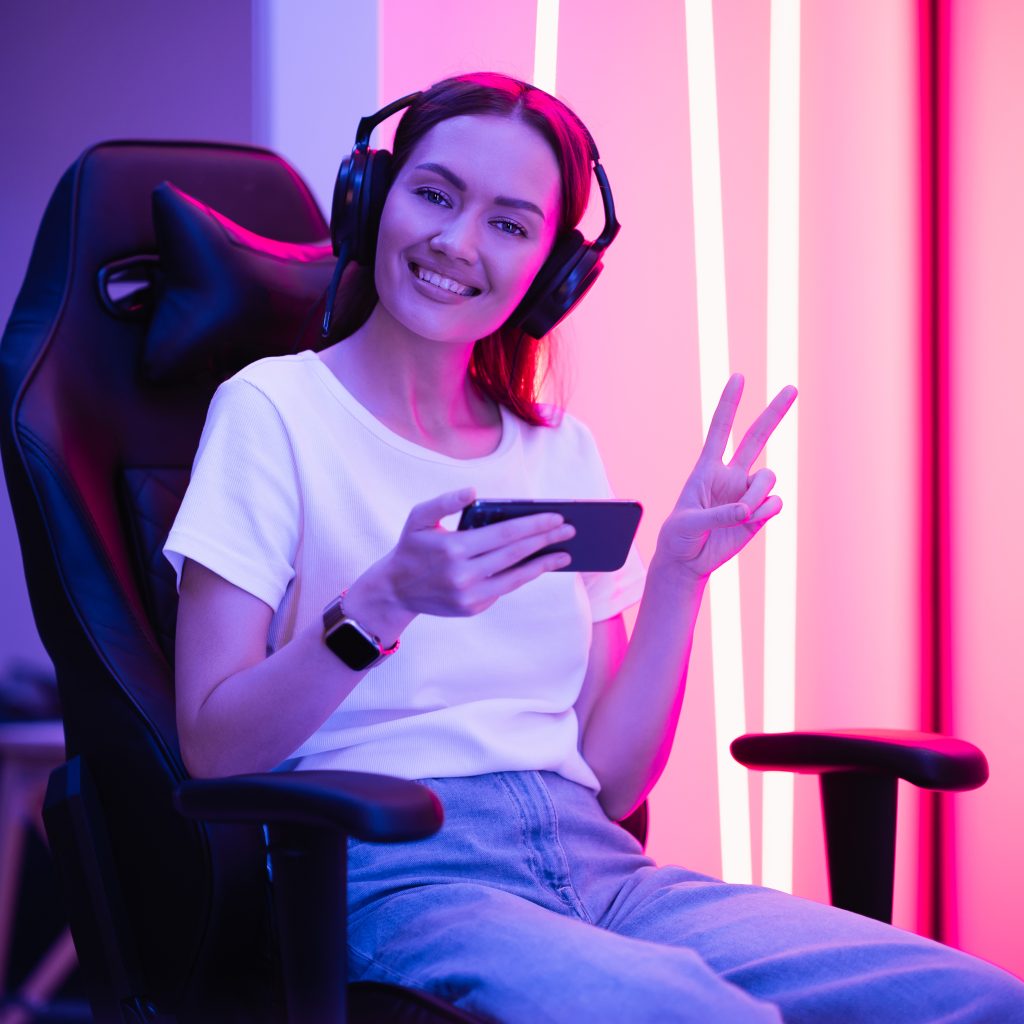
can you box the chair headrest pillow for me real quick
[144,181,335,384]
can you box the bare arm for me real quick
[577,376,797,820]
[174,558,392,777]
[576,567,706,822]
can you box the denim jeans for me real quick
[346,771,1024,1023]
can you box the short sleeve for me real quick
[565,418,647,622]
[582,544,646,622]
[163,377,300,609]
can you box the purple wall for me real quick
[0,0,255,671]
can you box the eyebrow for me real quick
[414,162,546,220]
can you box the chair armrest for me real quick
[173,770,443,1024]
[730,728,988,791]
[173,769,443,841]
[730,729,988,923]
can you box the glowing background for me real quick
[948,0,1024,975]
[1,0,1022,980]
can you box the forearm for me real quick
[181,619,362,777]
[178,561,414,778]
[581,556,707,821]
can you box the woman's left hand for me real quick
[657,374,797,583]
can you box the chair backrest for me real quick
[0,140,329,1019]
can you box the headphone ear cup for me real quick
[329,148,393,265]
[357,149,392,267]
[330,151,360,257]
[511,231,604,339]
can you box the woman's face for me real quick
[373,114,562,345]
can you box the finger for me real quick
[700,374,745,463]
[406,487,476,532]
[745,494,783,525]
[741,493,786,528]
[675,502,752,535]
[463,520,575,572]
[730,385,797,472]
[475,547,573,603]
[738,467,777,510]
[458,511,567,559]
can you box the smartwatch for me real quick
[322,591,400,671]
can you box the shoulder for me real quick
[198,353,326,452]
[516,406,603,460]
[221,350,320,397]
[512,407,614,495]
[210,350,322,419]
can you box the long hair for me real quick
[324,72,595,426]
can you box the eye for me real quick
[414,186,451,207]
[492,218,528,238]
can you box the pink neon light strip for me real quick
[916,0,955,946]
[533,0,559,92]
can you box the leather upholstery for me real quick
[1,141,324,1020]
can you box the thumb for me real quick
[678,503,750,534]
[406,487,477,532]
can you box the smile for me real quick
[409,262,480,297]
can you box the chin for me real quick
[386,295,514,347]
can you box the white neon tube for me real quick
[684,0,752,886]
[761,0,801,895]
[533,0,560,93]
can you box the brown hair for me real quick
[325,72,595,426]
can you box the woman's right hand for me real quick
[388,486,577,616]
[344,487,575,636]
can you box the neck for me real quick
[319,303,498,438]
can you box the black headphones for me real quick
[323,89,620,340]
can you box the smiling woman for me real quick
[162,72,1024,1024]
[322,72,597,428]
[371,115,561,349]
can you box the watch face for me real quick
[325,620,380,671]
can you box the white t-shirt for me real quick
[164,351,645,790]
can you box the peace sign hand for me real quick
[657,374,797,583]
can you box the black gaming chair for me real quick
[0,140,989,1024]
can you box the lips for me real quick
[409,261,481,297]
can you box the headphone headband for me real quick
[353,91,422,151]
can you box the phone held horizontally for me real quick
[457,499,642,572]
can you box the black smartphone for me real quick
[457,499,643,572]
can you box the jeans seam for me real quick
[495,771,545,890]
[348,940,436,990]
[537,773,594,923]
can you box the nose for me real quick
[429,211,479,264]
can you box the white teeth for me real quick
[414,264,476,296]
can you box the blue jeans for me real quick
[346,771,1024,1023]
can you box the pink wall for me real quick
[949,0,1024,980]
[375,0,1021,975]
[378,0,538,124]
[796,0,922,929]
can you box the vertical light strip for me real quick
[684,0,752,885]
[761,0,801,895]
[533,0,559,92]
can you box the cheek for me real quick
[508,236,557,295]
[373,205,405,291]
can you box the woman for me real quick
[165,73,1024,1023]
